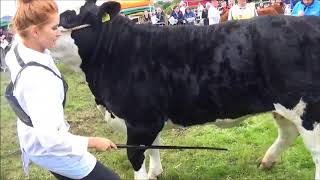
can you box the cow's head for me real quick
[59,0,121,29]
[52,1,121,70]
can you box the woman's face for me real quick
[303,0,313,6]
[238,0,247,6]
[36,13,61,50]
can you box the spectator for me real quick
[141,10,152,24]
[202,2,210,25]
[184,7,196,24]
[169,5,184,25]
[197,2,205,20]
[208,2,221,24]
[257,2,264,9]
[228,0,258,20]
[180,1,187,15]
[153,7,166,25]
[284,3,292,14]
[228,0,234,7]
[0,35,9,71]
[212,0,220,8]
[291,0,320,16]
[220,1,230,15]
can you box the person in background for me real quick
[208,1,221,24]
[180,1,187,15]
[291,0,320,16]
[5,0,120,179]
[184,7,196,24]
[212,0,220,8]
[0,34,9,71]
[141,10,152,24]
[170,5,184,25]
[202,2,211,25]
[228,0,234,7]
[284,3,292,14]
[220,1,230,15]
[197,2,205,22]
[153,7,166,25]
[228,0,258,20]
[257,2,265,9]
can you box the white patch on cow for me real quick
[259,111,299,169]
[51,31,82,71]
[134,161,148,180]
[316,153,320,180]
[146,134,163,180]
[272,100,320,180]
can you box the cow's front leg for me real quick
[259,111,299,169]
[126,120,164,180]
[292,115,320,180]
[146,134,163,180]
[307,125,320,180]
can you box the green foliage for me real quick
[0,65,315,180]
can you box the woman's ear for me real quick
[29,25,39,39]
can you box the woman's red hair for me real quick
[12,0,58,37]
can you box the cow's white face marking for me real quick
[51,31,82,71]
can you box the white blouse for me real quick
[5,42,96,179]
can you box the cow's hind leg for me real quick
[299,102,320,180]
[259,111,299,169]
[274,101,320,179]
[299,124,320,180]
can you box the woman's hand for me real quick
[298,10,304,16]
[88,137,117,151]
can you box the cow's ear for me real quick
[98,1,121,21]
[60,10,79,29]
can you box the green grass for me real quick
[0,64,314,180]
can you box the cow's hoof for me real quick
[134,168,148,180]
[148,167,163,180]
[257,158,275,170]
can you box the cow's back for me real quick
[95,15,320,126]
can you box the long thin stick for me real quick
[116,144,228,151]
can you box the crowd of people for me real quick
[139,0,320,26]
[0,28,13,71]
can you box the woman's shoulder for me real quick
[313,0,320,7]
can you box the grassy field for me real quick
[0,64,315,180]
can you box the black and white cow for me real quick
[56,0,320,179]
